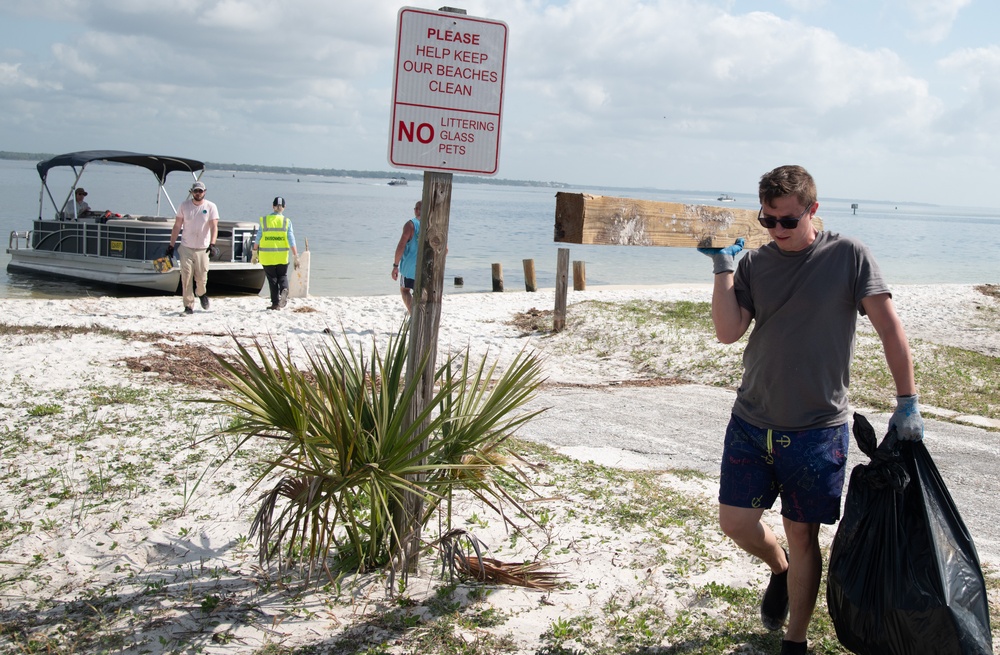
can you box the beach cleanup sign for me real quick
[388,7,508,176]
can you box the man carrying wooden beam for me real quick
[700,165,923,655]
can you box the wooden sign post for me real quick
[389,5,509,574]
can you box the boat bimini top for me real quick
[36,150,206,220]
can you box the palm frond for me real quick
[205,323,548,579]
[434,528,563,590]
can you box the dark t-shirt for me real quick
[732,231,889,431]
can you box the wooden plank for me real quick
[288,248,310,298]
[554,192,822,249]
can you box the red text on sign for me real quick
[430,80,472,95]
[403,60,433,73]
[426,28,480,45]
[397,121,435,144]
[416,45,449,58]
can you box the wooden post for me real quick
[572,260,586,291]
[522,258,536,292]
[492,263,504,292]
[396,171,453,573]
[553,248,569,332]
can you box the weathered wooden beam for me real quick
[554,192,822,249]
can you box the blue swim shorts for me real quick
[718,414,849,524]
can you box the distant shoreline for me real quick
[1,151,950,208]
[0,150,571,190]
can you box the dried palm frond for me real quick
[456,556,564,590]
[434,528,563,590]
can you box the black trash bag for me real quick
[826,413,993,655]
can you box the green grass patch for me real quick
[26,403,62,417]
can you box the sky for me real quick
[2,0,1000,207]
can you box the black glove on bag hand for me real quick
[207,244,220,259]
[164,245,174,258]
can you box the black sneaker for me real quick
[200,295,210,310]
[183,306,194,315]
[780,640,807,655]
[761,548,790,631]
[278,288,288,308]
[267,304,279,311]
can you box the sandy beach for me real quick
[0,283,997,654]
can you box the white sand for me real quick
[0,283,997,653]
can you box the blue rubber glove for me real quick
[697,238,745,274]
[890,394,924,441]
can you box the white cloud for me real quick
[936,45,1000,136]
[0,61,62,89]
[782,0,828,10]
[903,0,973,44]
[1,0,999,203]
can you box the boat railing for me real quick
[22,219,259,264]
[30,221,171,262]
[8,230,32,251]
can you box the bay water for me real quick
[1,158,998,299]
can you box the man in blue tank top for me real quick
[699,165,923,655]
[391,200,421,313]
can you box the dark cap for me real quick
[273,196,285,207]
[75,188,88,196]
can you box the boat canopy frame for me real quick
[36,150,206,221]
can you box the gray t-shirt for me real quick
[732,231,889,431]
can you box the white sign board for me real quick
[388,7,508,176]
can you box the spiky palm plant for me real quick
[206,324,544,581]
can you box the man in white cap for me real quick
[61,188,90,219]
[252,196,299,310]
[167,181,219,315]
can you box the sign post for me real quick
[388,7,508,575]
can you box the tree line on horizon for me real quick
[0,151,569,189]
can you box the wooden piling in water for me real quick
[523,258,537,292]
[572,260,586,291]
[491,263,504,292]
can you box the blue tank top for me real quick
[399,218,420,279]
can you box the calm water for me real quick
[2,158,998,299]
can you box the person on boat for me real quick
[698,164,923,655]
[391,200,421,313]
[61,188,90,219]
[252,196,299,311]
[166,181,219,315]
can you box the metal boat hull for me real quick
[7,252,267,294]
[8,217,265,295]
[8,249,181,293]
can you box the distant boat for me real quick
[388,178,408,186]
[717,194,735,202]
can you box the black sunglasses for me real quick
[757,203,812,230]
[191,189,205,194]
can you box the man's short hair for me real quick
[759,165,816,208]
